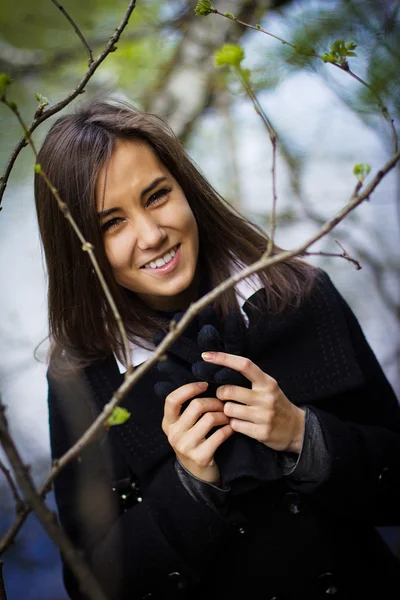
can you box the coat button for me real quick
[166,571,189,590]
[282,491,304,514]
[317,572,340,595]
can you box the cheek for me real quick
[104,235,131,272]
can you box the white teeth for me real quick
[144,245,178,269]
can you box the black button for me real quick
[282,491,304,514]
[238,526,247,535]
[317,572,340,595]
[166,571,189,590]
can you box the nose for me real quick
[136,213,167,250]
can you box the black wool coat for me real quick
[47,270,400,600]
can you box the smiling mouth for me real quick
[141,244,180,270]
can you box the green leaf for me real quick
[0,73,13,98]
[34,163,42,174]
[35,93,49,108]
[353,163,371,182]
[106,407,131,427]
[194,0,215,16]
[224,12,234,19]
[215,44,245,68]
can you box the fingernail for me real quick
[202,352,215,360]
[197,381,208,389]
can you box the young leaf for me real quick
[0,73,13,99]
[215,44,245,68]
[353,163,371,182]
[106,407,131,427]
[194,0,215,16]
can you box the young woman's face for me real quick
[96,140,199,311]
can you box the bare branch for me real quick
[1,147,399,557]
[235,67,278,253]
[0,560,7,600]
[0,403,107,600]
[0,0,137,209]
[0,100,133,375]
[51,0,93,66]
[211,8,398,152]
[0,459,23,512]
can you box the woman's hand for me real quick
[202,351,305,453]
[162,381,234,484]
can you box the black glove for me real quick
[153,306,249,392]
[152,304,283,494]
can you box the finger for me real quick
[223,311,246,355]
[216,384,255,406]
[214,367,249,387]
[154,381,176,401]
[164,381,208,424]
[190,411,231,443]
[199,423,234,457]
[202,352,267,386]
[197,324,224,353]
[229,418,259,440]
[179,397,225,430]
[192,360,221,382]
[158,357,195,387]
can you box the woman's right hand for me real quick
[162,381,233,484]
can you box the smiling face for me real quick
[96,139,200,312]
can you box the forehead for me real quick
[96,139,167,206]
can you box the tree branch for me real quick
[51,0,93,66]
[2,147,399,560]
[0,459,23,513]
[0,0,137,209]
[0,402,107,600]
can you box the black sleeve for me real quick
[47,369,247,600]
[285,278,400,526]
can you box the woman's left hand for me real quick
[202,351,305,453]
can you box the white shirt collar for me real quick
[115,266,263,373]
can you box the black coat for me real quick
[48,270,400,600]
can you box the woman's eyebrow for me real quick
[97,176,168,219]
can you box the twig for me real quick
[234,68,278,254]
[0,101,133,375]
[212,8,398,153]
[330,63,398,153]
[303,250,362,270]
[0,403,107,600]
[1,147,399,556]
[0,560,7,600]
[51,0,93,67]
[0,0,137,209]
[0,459,24,513]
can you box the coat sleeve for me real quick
[47,368,247,600]
[286,275,400,526]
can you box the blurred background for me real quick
[0,1,399,598]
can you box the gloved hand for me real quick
[153,302,283,493]
[153,306,249,399]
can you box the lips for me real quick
[141,244,179,269]
[142,243,181,275]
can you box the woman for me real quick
[35,99,400,600]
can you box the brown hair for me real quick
[35,98,317,365]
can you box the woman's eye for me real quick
[147,187,171,207]
[101,217,123,233]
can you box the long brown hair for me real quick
[35,99,317,365]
